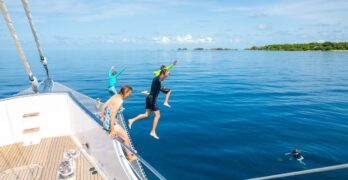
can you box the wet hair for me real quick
[119,85,133,96]
[160,65,166,70]
[159,69,168,76]
[293,149,300,158]
[112,70,117,76]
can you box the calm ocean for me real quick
[1,49,348,179]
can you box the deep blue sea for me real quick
[1,49,348,179]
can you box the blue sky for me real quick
[1,0,348,50]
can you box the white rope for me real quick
[248,163,348,180]
[21,0,49,78]
[0,0,32,76]
[0,0,38,93]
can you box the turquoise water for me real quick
[1,50,348,179]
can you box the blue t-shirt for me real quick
[108,67,125,87]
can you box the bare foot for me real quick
[128,155,138,162]
[141,90,149,96]
[163,102,171,108]
[150,132,160,139]
[128,119,134,129]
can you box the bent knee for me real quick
[144,113,150,118]
[154,113,160,118]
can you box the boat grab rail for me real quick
[248,163,348,180]
[112,136,166,180]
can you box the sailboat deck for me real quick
[0,136,102,180]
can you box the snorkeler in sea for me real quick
[285,148,306,165]
[142,60,177,108]
[108,66,126,95]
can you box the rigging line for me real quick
[21,0,50,78]
[0,0,38,93]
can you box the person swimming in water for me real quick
[293,149,302,159]
[129,69,170,139]
[108,66,126,95]
[142,60,177,107]
[100,85,137,162]
[285,148,305,165]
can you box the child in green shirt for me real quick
[142,60,177,107]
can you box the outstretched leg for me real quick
[150,110,160,139]
[113,125,137,162]
[128,109,150,129]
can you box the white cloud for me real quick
[211,6,251,13]
[75,4,153,22]
[258,24,270,30]
[153,36,171,44]
[152,34,214,44]
[122,38,130,43]
[176,34,193,43]
[264,0,348,25]
[5,0,157,22]
[120,37,139,43]
[197,36,214,43]
[209,0,348,25]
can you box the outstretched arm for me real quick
[153,60,177,76]
[165,60,177,71]
[115,67,126,78]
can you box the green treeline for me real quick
[192,47,237,50]
[248,42,348,51]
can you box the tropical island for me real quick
[247,42,348,51]
[177,48,238,51]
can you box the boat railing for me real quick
[117,112,148,179]
[112,136,166,180]
[248,163,348,180]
